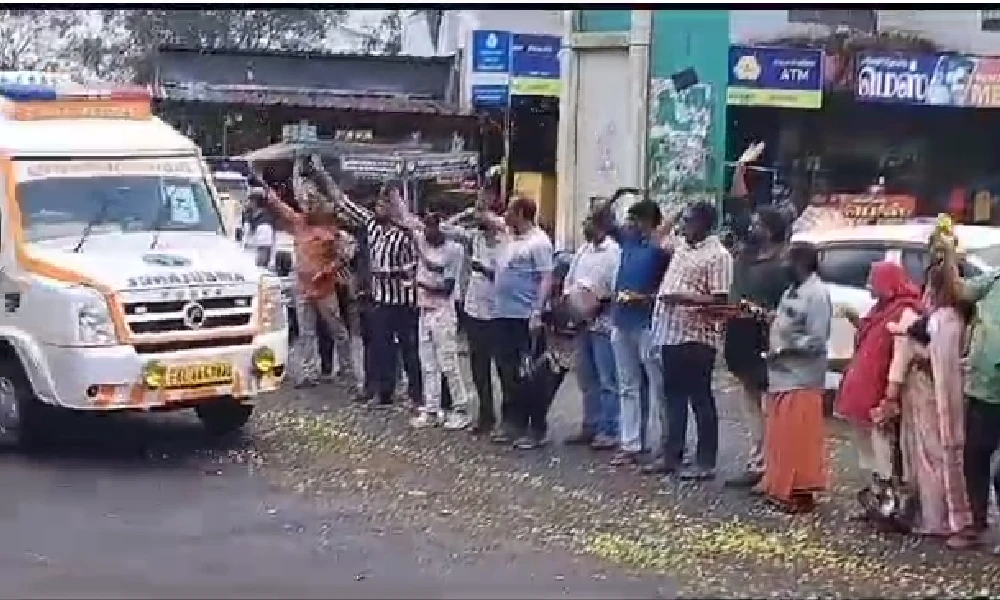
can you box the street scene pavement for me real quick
[1,361,998,599]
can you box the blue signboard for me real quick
[854,52,1000,108]
[510,33,561,78]
[727,45,824,109]
[471,84,509,107]
[471,30,511,74]
[855,53,938,104]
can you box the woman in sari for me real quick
[886,243,978,548]
[836,262,924,490]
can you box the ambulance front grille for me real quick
[123,296,254,335]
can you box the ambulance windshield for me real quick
[18,175,222,242]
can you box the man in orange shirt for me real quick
[262,161,358,392]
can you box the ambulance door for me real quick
[0,168,24,330]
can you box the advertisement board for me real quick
[727,45,824,109]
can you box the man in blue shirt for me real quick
[590,201,670,465]
[489,197,555,449]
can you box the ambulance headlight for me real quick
[75,292,116,346]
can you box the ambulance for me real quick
[0,78,288,446]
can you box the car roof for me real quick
[792,223,1000,251]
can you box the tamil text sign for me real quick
[856,52,1000,108]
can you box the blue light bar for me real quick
[0,84,59,102]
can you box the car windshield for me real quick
[18,175,222,242]
[969,244,1000,271]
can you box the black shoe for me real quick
[468,421,495,435]
[564,431,595,446]
[370,395,394,410]
[724,471,763,489]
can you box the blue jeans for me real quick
[575,329,619,438]
[612,326,664,453]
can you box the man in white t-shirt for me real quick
[408,213,471,430]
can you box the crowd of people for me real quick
[251,152,1000,554]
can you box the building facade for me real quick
[556,9,730,248]
[152,45,473,157]
[733,9,1000,55]
[730,9,1000,225]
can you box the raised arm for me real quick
[439,206,478,244]
[305,154,372,228]
[261,186,300,229]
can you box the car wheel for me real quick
[0,356,51,449]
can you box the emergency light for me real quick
[0,75,153,121]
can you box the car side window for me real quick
[901,248,977,286]
[817,246,887,288]
[901,249,928,286]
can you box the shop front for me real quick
[851,51,1000,225]
[728,43,1000,228]
[724,43,825,220]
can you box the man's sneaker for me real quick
[443,411,472,431]
[410,412,442,429]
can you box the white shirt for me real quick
[416,235,465,310]
[565,236,621,332]
[462,231,502,321]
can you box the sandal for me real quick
[609,450,640,466]
[945,530,979,550]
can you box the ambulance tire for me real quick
[195,399,253,437]
[0,357,50,450]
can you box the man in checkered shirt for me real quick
[645,201,734,481]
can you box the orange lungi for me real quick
[759,388,829,508]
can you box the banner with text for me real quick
[856,52,1000,107]
[727,45,824,109]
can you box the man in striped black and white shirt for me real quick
[310,158,421,408]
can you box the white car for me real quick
[791,223,1000,390]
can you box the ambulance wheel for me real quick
[0,356,49,449]
[195,399,253,437]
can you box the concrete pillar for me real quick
[554,9,579,248]
[627,10,652,192]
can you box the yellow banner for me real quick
[726,87,822,109]
[511,77,561,98]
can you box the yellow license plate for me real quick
[165,363,234,389]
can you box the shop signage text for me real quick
[727,45,824,109]
[856,52,1000,108]
[469,30,562,107]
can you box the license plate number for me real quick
[165,363,233,388]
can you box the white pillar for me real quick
[554,9,579,249]
[627,11,652,192]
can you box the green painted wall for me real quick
[576,10,631,33]
[646,10,730,212]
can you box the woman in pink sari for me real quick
[885,255,977,549]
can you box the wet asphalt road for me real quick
[0,410,672,600]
